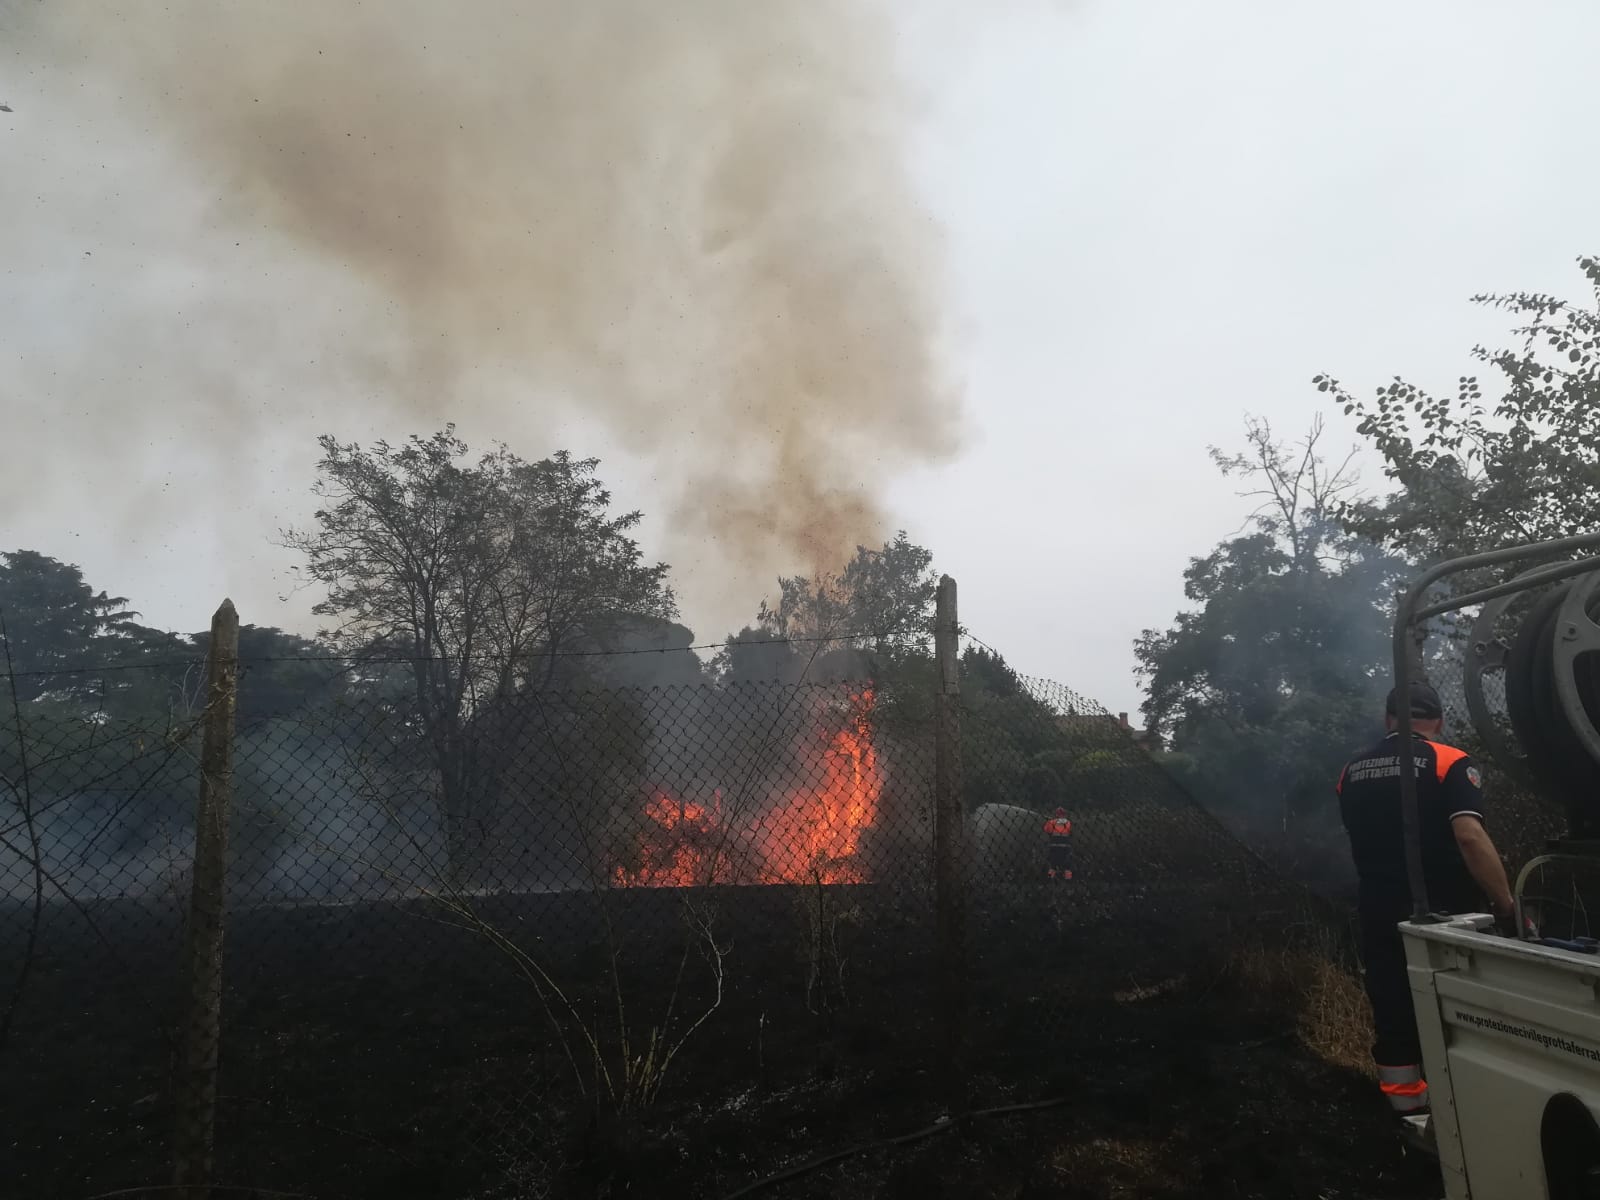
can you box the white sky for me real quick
[5,0,1600,718]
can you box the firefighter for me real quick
[1043,807,1073,881]
[1335,681,1515,1128]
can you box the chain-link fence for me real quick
[3,633,1392,1199]
[0,701,205,1192]
[1427,618,1559,850]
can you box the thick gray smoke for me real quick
[4,1,960,627]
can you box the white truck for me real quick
[1404,912,1600,1198]
[1391,533,1600,1198]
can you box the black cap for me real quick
[1386,681,1443,720]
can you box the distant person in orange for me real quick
[1043,807,1073,881]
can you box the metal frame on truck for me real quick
[1393,531,1600,1199]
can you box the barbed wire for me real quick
[0,628,917,681]
[957,628,1120,722]
[956,627,999,658]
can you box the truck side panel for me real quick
[1406,917,1600,1200]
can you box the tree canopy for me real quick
[0,550,195,715]
[1321,255,1600,566]
[720,532,937,684]
[755,533,936,655]
[285,428,676,706]
[282,427,679,875]
[1134,418,1400,886]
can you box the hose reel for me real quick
[1396,534,1600,920]
[1464,567,1600,840]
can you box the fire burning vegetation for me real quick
[611,688,882,889]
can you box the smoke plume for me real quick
[4,1,959,629]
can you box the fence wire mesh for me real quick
[4,645,1369,1199]
[1,704,205,1192]
[1426,619,1556,835]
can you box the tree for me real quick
[755,533,936,656]
[499,451,679,689]
[718,533,937,684]
[1320,255,1600,565]
[717,626,803,685]
[284,428,677,877]
[0,551,190,714]
[576,616,703,690]
[1134,419,1401,885]
[190,625,351,724]
[957,646,1080,812]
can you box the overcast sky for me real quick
[5,0,1599,719]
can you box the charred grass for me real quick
[4,883,1439,1199]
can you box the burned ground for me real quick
[1,676,1452,1198]
[5,877,1441,1200]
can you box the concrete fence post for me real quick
[932,576,967,1099]
[173,598,239,1196]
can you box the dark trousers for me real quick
[1359,906,1421,1066]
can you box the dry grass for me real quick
[1027,935,1377,1200]
[1111,974,1187,1004]
[1224,927,1374,1078]
[1048,1136,1185,1197]
[1297,952,1375,1075]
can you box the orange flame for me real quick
[612,688,881,888]
[610,790,725,888]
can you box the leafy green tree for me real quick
[750,532,937,657]
[716,532,939,696]
[284,428,678,877]
[1310,258,1600,864]
[1321,255,1600,564]
[189,624,350,724]
[0,551,192,715]
[575,616,703,690]
[1134,419,1401,880]
[0,550,138,706]
[872,643,1091,813]
[717,626,803,684]
[500,451,679,688]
